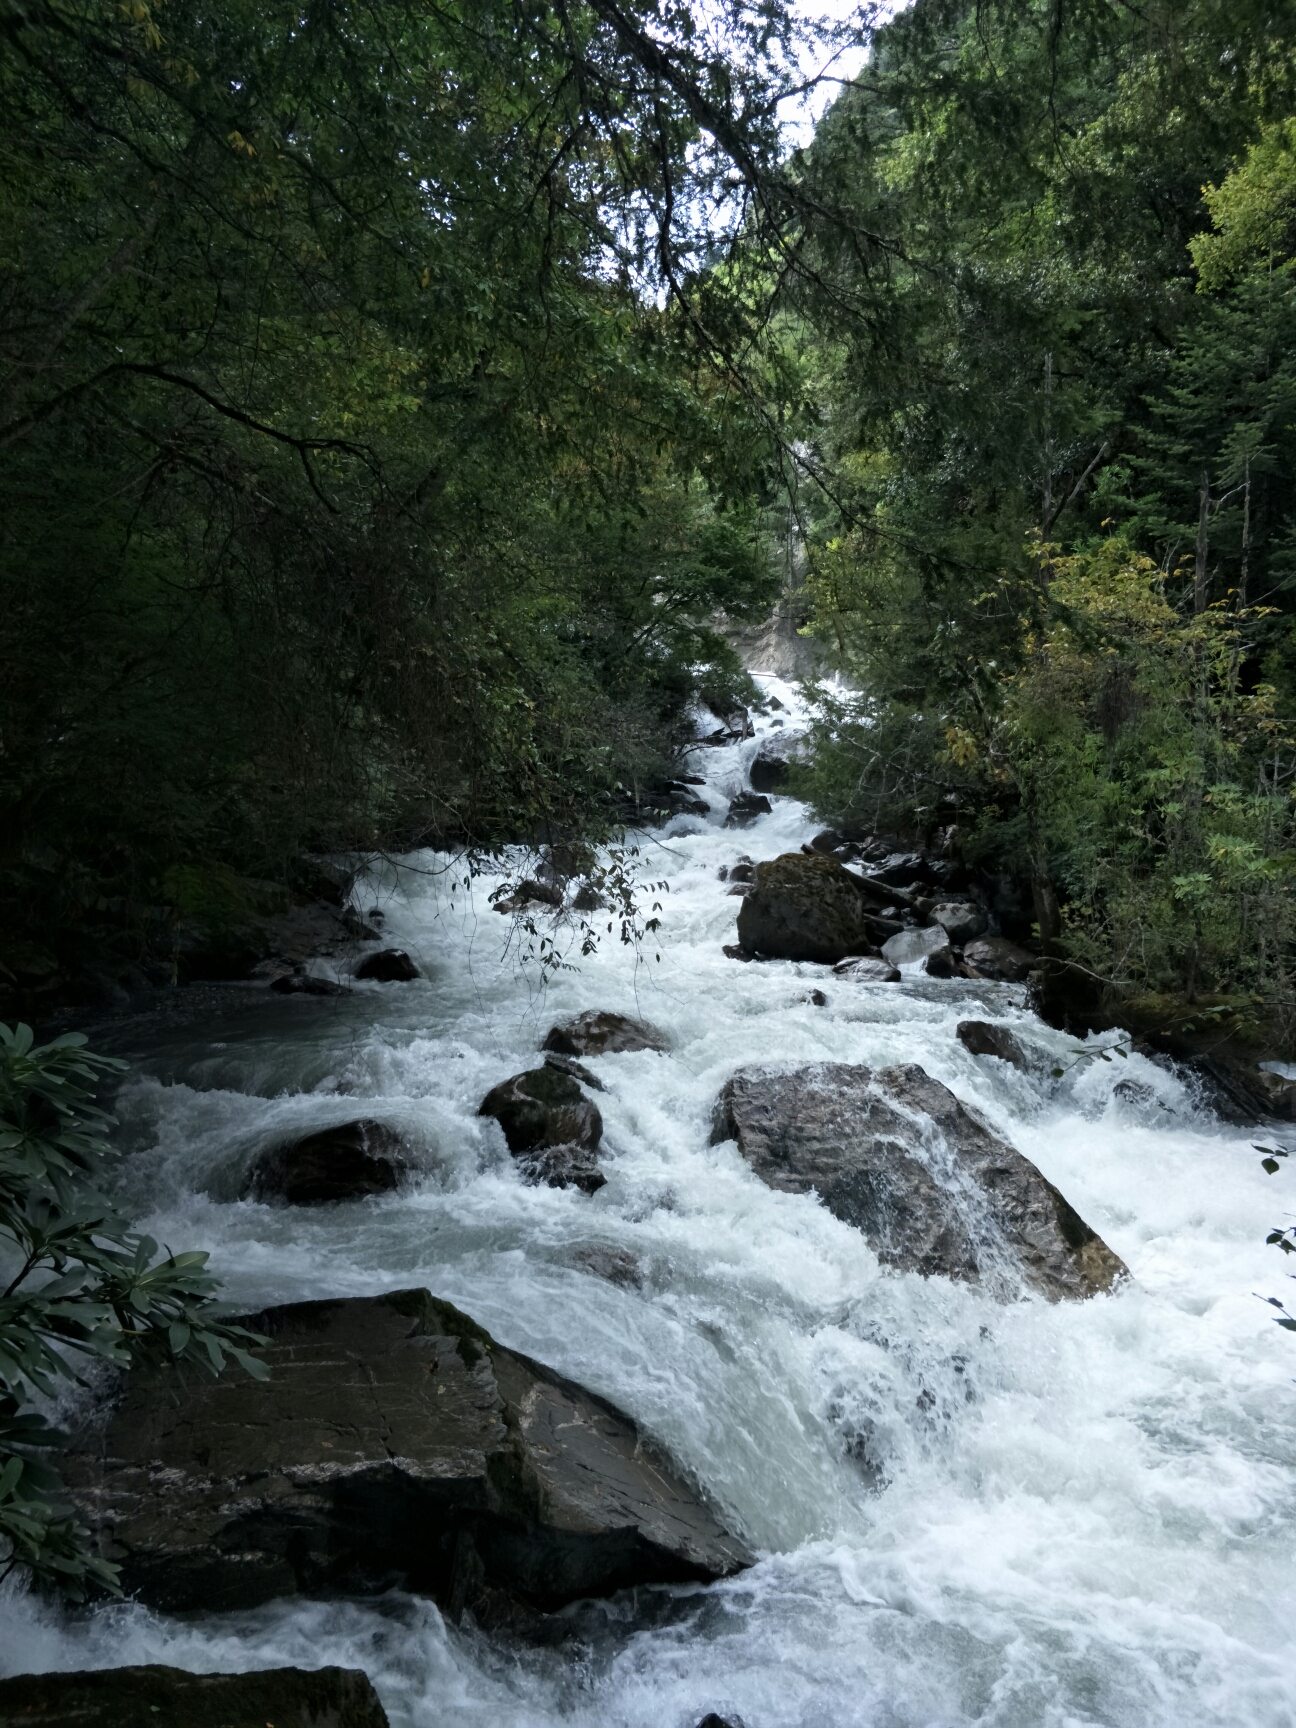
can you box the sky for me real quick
[782,0,911,144]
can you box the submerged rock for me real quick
[543,1010,670,1055]
[711,1064,1126,1300]
[64,1289,751,1618]
[957,1020,1028,1070]
[241,1120,407,1205]
[355,948,420,982]
[832,956,902,983]
[0,1664,389,1728]
[270,971,351,996]
[735,853,894,964]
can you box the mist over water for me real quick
[4,676,1296,1728]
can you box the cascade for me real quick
[3,677,1294,1728]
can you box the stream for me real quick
[3,676,1295,1728]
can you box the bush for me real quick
[0,1023,265,1597]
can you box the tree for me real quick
[0,1021,266,1597]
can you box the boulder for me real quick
[479,1067,602,1173]
[0,1665,388,1728]
[832,956,902,983]
[957,1020,1028,1070]
[571,882,606,911]
[670,792,712,817]
[355,948,419,982]
[748,750,789,793]
[543,1010,670,1056]
[880,925,950,966]
[924,949,973,979]
[722,944,755,962]
[735,853,893,964]
[724,792,773,828]
[809,829,846,854]
[711,1064,1126,1300]
[543,1051,606,1091]
[241,1121,407,1205]
[727,861,756,884]
[518,1143,606,1196]
[963,937,1036,982]
[930,902,988,944]
[748,731,808,793]
[808,988,828,1006]
[63,1290,751,1617]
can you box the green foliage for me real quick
[0,0,785,956]
[784,0,1296,1020]
[0,1022,265,1597]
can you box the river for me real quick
[3,676,1295,1728]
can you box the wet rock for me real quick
[711,1064,1127,1299]
[808,988,828,1006]
[749,747,791,793]
[923,948,973,979]
[930,902,988,944]
[565,1245,643,1286]
[270,970,350,996]
[520,1144,607,1195]
[809,829,846,854]
[963,937,1036,982]
[957,1020,1028,1070]
[701,694,754,739]
[571,881,606,911]
[725,792,773,828]
[494,879,563,913]
[295,855,361,907]
[727,883,752,897]
[63,1289,752,1618]
[355,948,420,982]
[723,944,755,962]
[735,853,894,964]
[671,792,712,817]
[479,1067,602,1156]
[728,860,756,884]
[543,1051,606,1091]
[833,957,902,983]
[695,1717,746,1728]
[543,1010,670,1056]
[880,925,950,966]
[1190,1057,1296,1124]
[0,1664,389,1728]
[241,1120,407,1205]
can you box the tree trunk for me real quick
[1194,468,1210,613]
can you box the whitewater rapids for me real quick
[3,677,1295,1728]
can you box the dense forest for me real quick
[3,0,1296,1037]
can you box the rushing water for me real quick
[4,678,1296,1728]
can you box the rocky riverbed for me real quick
[2,676,1295,1728]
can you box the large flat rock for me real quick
[0,1665,388,1728]
[712,1064,1126,1300]
[65,1289,751,1620]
